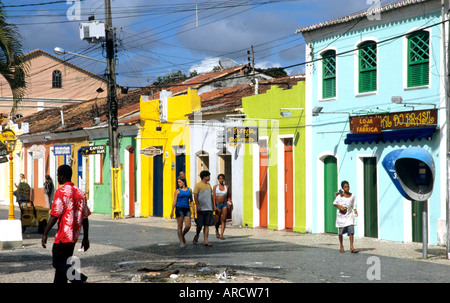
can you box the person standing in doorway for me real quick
[193,170,215,246]
[333,180,359,253]
[170,177,194,247]
[41,164,91,283]
[213,174,232,240]
[43,175,54,208]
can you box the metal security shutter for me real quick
[359,41,377,93]
[322,50,336,99]
[407,31,429,87]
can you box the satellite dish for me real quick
[219,58,239,69]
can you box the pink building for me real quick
[0,49,107,118]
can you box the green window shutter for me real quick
[322,50,336,98]
[407,31,429,87]
[359,41,377,93]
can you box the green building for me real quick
[242,78,307,232]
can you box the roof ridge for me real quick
[295,0,430,34]
[23,48,107,83]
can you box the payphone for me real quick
[382,147,435,202]
[382,147,435,258]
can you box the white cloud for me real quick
[189,57,220,74]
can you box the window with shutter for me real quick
[322,50,336,99]
[407,31,429,88]
[359,41,377,93]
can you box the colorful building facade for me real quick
[298,0,446,244]
[139,89,201,218]
[241,80,307,232]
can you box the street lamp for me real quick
[54,44,121,218]
[280,108,304,118]
[53,47,107,64]
[1,129,17,220]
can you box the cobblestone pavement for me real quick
[1,206,449,283]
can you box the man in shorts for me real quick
[333,181,359,253]
[193,170,215,246]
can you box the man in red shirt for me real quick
[42,164,91,283]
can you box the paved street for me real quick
[1,205,449,284]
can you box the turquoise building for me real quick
[298,0,447,244]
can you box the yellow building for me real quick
[139,89,200,218]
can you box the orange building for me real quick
[0,49,107,118]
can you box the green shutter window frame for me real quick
[322,50,336,99]
[407,31,429,88]
[358,41,377,93]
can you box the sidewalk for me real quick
[1,205,448,283]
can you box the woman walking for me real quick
[170,177,194,247]
[213,174,232,240]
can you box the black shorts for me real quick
[195,211,215,227]
[175,207,191,218]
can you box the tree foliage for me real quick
[0,3,28,116]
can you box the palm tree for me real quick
[0,2,28,117]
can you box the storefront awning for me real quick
[344,127,437,145]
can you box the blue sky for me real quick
[2,0,396,88]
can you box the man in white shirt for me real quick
[333,180,359,253]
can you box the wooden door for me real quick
[284,138,294,229]
[363,157,378,238]
[153,154,163,217]
[324,156,338,233]
[412,200,424,242]
[128,148,135,216]
[259,140,268,227]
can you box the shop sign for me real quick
[54,144,71,156]
[30,144,45,159]
[351,108,437,131]
[226,126,258,144]
[81,145,106,156]
[140,146,163,157]
[350,117,381,133]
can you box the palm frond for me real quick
[0,2,29,117]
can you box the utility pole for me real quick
[248,46,257,94]
[105,0,122,218]
[442,0,450,259]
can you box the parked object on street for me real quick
[20,201,49,234]
[15,182,49,233]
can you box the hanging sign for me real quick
[54,144,71,156]
[140,146,163,157]
[81,145,106,156]
[29,145,46,159]
[226,126,258,144]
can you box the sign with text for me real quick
[350,117,381,133]
[30,144,45,159]
[54,144,71,156]
[350,108,437,131]
[226,126,258,144]
[140,146,163,157]
[81,145,106,156]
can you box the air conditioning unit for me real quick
[79,21,105,43]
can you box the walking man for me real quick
[193,170,215,246]
[333,180,358,253]
[42,164,91,283]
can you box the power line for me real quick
[122,17,449,89]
